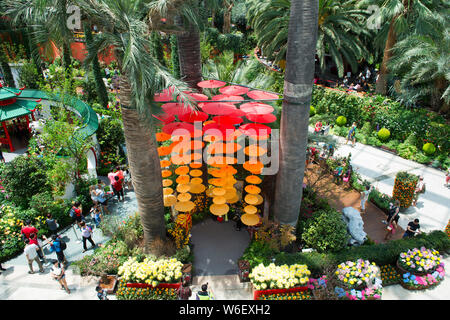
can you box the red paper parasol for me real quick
[246,113,277,123]
[200,102,237,115]
[162,122,195,135]
[239,123,272,137]
[247,90,279,100]
[240,102,274,114]
[212,94,245,103]
[212,115,243,125]
[153,113,175,124]
[178,110,209,122]
[161,103,188,116]
[178,92,209,102]
[219,85,250,96]
[197,80,227,88]
[154,87,175,102]
[203,123,236,138]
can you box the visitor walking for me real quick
[80,221,96,253]
[112,175,125,202]
[90,204,103,228]
[96,286,109,300]
[24,238,44,274]
[69,201,84,228]
[124,168,132,190]
[412,176,425,206]
[384,201,400,241]
[403,219,421,238]
[51,260,70,294]
[29,233,48,264]
[177,280,192,300]
[21,220,38,241]
[360,185,372,213]
[196,283,214,300]
[333,162,344,185]
[96,183,110,214]
[46,213,59,236]
[346,122,357,147]
[90,185,99,206]
[47,234,68,266]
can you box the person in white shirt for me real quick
[80,221,96,253]
[51,260,70,294]
[24,238,44,274]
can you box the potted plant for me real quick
[392,171,418,209]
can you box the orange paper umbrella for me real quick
[223,188,237,200]
[176,184,191,193]
[163,194,177,207]
[254,194,264,206]
[212,188,226,196]
[210,203,229,216]
[171,154,190,165]
[157,145,173,156]
[175,200,195,212]
[190,163,203,169]
[162,179,173,187]
[176,175,190,184]
[175,166,190,175]
[221,166,238,175]
[246,175,262,184]
[209,169,227,178]
[190,169,203,177]
[161,169,172,178]
[245,185,261,194]
[244,194,259,205]
[163,187,174,195]
[213,196,227,205]
[207,142,242,154]
[156,132,171,142]
[160,159,171,168]
[189,183,206,194]
[177,193,192,202]
[207,156,237,166]
[244,145,267,157]
[243,161,264,174]
[241,213,260,226]
[244,205,257,214]
[190,177,203,185]
[209,178,227,187]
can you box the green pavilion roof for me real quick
[0,87,21,100]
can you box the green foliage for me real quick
[170,35,180,79]
[336,116,347,126]
[97,117,126,174]
[302,209,349,253]
[18,61,40,89]
[377,128,391,141]
[422,143,436,155]
[310,106,316,116]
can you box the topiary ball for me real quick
[422,142,436,155]
[310,106,316,116]
[336,116,347,126]
[377,128,391,141]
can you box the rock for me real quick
[341,207,367,246]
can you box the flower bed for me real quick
[400,266,445,290]
[249,263,311,291]
[118,257,184,287]
[254,286,311,300]
[380,264,402,286]
[116,279,178,300]
[397,247,443,275]
[335,259,381,290]
[334,286,382,300]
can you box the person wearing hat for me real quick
[196,283,214,300]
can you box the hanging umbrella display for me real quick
[153,113,176,124]
[210,203,230,216]
[213,196,227,205]
[162,122,195,135]
[212,115,244,125]
[241,213,260,226]
[227,195,240,204]
[207,142,242,155]
[244,194,259,205]
[178,110,209,123]
[243,160,264,174]
[239,123,272,138]
[190,162,202,169]
[219,85,250,96]
[163,187,174,195]
[177,193,192,202]
[175,166,190,175]
[246,113,277,124]
[176,175,190,185]
[190,177,203,185]
[200,102,237,115]
[245,185,261,195]
[223,188,237,200]
[189,183,206,194]
[160,159,171,168]
[245,175,262,185]
[156,132,172,142]
[189,169,203,177]
[244,205,257,214]
[161,103,187,116]
[197,79,226,88]
[247,90,279,100]
[212,188,226,196]
[207,156,238,166]
[161,169,172,178]
[212,94,245,103]
[157,145,173,156]
[162,179,173,187]
[175,201,195,212]
[164,194,177,207]
[178,92,209,102]
[254,194,264,206]
[176,184,191,193]
[240,102,274,115]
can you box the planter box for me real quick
[253,285,308,300]
[99,275,118,294]
[126,282,181,290]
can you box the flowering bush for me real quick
[118,257,184,287]
[249,263,311,290]
[335,259,381,289]
[380,264,401,286]
[401,265,445,289]
[115,279,177,300]
[398,247,443,274]
[334,285,382,300]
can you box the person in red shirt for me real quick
[29,233,48,264]
[21,220,39,241]
[112,175,124,202]
[70,201,84,227]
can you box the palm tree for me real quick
[246,0,369,78]
[76,0,193,249]
[388,13,450,114]
[357,0,448,95]
[273,0,318,226]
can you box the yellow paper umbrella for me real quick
[162,179,173,187]
[190,169,203,177]
[163,187,174,195]
[245,185,261,194]
[210,203,229,216]
[175,166,190,175]
[241,213,260,226]
[254,194,264,206]
[176,184,191,193]
[190,177,203,185]
[246,175,262,184]
[177,193,192,202]
[223,188,237,200]
[212,188,226,196]
[227,195,240,204]
[175,200,195,212]
[160,159,171,168]
[244,194,259,205]
[190,162,202,169]
[161,169,172,178]
[213,196,227,205]
[163,194,177,207]
[209,178,227,187]
[244,145,267,157]
[244,205,257,214]
[176,175,190,184]
[189,183,206,194]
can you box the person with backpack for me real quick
[46,213,59,236]
[69,201,84,227]
[112,175,125,202]
[177,280,192,300]
[346,122,357,147]
[46,234,68,266]
[196,283,214,300]
[80,221,96,253]
[384,200,400,241]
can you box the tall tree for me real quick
[273,0,318,226]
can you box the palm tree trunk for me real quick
[375,17,397,95]
[119,75,166,250]
[273,0,319,227]
[223,2,234,34]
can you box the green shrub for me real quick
[361,122,372,135]
[336,116,347,126]
[18,61,40,89]
[302,209,349,253]
[415,152,431,164]
[377,128,391,141]
[310,106,316,116]
[367,136,382,147]
[422,143,436,155]
[397,143,418,160]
